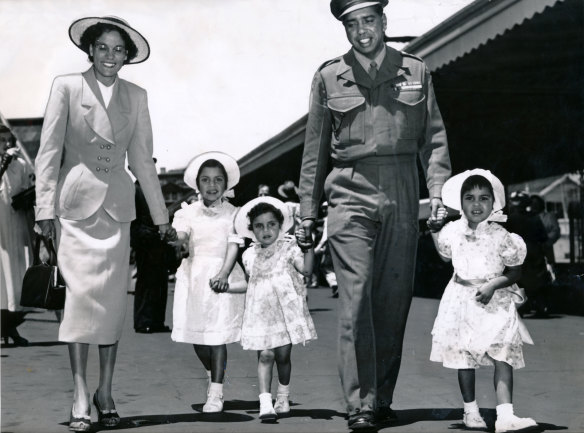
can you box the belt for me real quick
[332,154,416,167]
[453,274,488,287]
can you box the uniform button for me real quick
[105,157,110,162]
[97,156,102,160]
[107,145,112,149]
[100,145,105,149]
[96,167,101,171]
[104,168,109,173]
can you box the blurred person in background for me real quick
[0,121,34,346]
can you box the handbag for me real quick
[20,235,66,310]
[11,185,36,210]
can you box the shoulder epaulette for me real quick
[317,57,341,72]
[401,51,423,62]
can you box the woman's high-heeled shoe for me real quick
[3,330,29,346]
[69,408,91,432]
[93,391,120,427]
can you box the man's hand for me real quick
[427,206,448,233]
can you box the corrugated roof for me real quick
[405,0,564,70]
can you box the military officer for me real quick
[298,0,451,430]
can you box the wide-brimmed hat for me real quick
[330,0,388,20]
[442,168,506,213]
[277,180,299,200]
[69,16,150,64]
[234,197,294,241]
[183,151,240,192]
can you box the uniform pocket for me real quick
[327,95,366,145]
[390,91,426,139]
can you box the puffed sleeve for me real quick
[286,239,304,264]
[499,232,527,266]
[228,207,244,246]
[241,247,253,275]
[172,205,191,236]
[436,221,455,259]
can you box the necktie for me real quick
[369,61,378,80]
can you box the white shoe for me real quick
[495,414,537,432]
[464,411,487,429]
[274,394,290,414]
[202,392,223,413]
[259,394,277,420]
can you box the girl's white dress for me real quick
[171,200,246,345]
[241,238,317,350]
[430,217,533,369]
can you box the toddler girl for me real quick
[171,152,247,413]
[428,169,537,433]
[234,196,317,420]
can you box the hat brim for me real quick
[69,16,150,64]
[183,151,240,192]
[234,197,294,241]
[442,169,506,212]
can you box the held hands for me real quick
[37,219,56,241]
[295,225,314,252]
[475,282,496,304]
[427,202,448,233]
[210,273,229,293]
[158,223,177,242]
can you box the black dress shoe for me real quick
[348,410,376,431]
[151,325,171,333]
[135,327,153,334]
[376,406,398,424]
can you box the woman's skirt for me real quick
[56,207,131,345]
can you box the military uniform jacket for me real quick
[299,46,451,219]
[35,68,168,225]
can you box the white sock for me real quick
[277,383,290,396]
[208,382,223,396]
[259,392,272,404]
[463,400,480,414]
[496,403,514,418]
[206,370,211,379]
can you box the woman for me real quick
[35,16,175,432]
[0,122,34,346]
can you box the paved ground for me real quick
[2,282,583,433]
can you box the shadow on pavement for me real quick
[1,341,66,349]
[385,409,567,433]
[59,412,255,431]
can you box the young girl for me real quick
[427,169,537,433]
[234,196,317,420]
[171,151,247,413]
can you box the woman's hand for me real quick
[475,282,496,304]
[158,223,177,242]
[37,219,56,241]
[210,273,229,293]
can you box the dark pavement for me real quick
[2,282,583,433]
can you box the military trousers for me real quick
[324,154,419,415]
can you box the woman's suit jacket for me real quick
[35,68,168,225]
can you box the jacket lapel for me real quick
[107,80,130,140]
[375,46,408,86]
[337,50,372,89]
[81,68,115,144]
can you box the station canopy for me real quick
[234,0,584,205]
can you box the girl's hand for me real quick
[159,224,177,242]
[427,206,448,232]
[295,227,314,251]
[210,274,229,293]
[475,283,496,304]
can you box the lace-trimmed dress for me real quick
[171,200,246,345]
[240,238,317,350]
[430,217,533,369]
